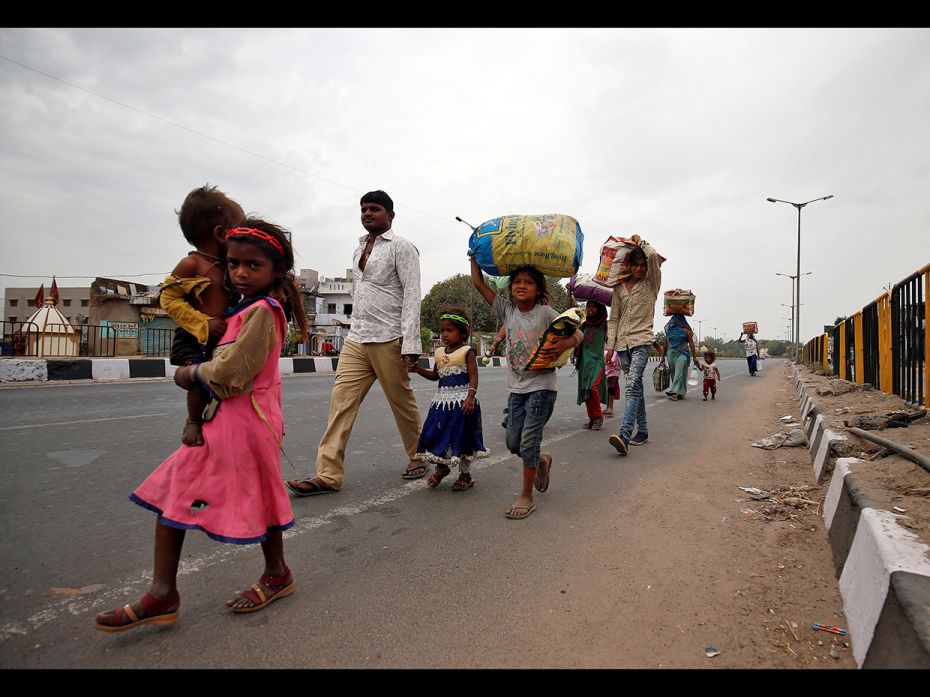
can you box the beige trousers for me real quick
[314,338,421,488]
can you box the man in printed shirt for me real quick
[286,190,425,495]
[605,234,662,456]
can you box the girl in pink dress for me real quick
[95,219,309,632]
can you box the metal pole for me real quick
[796,205,802,364]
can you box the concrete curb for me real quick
[791,364,930,668]
[1,355,510,383]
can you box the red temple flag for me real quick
[33,284,45,307]
[50,277,60,306]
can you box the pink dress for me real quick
[131,297,294,544]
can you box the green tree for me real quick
[420,326,433,354]
[420,273,571,333]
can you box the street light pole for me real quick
[767,195,833,363]
[695,318,706,346]
[776,271,810,359]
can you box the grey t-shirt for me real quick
[493,295,559,394]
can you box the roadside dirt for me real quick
[796,367,930,555]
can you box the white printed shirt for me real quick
[347,229,422,355]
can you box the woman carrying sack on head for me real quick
[663,313,700,400]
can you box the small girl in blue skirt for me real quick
[409,307,489,491]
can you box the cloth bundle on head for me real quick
[593,236,666,287]
[700,345,716,357]
[468,213,583,279]
[663,289,695,316]
[566,272,613,306]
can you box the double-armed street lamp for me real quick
[767,195,833,363]
[776,271,811,358]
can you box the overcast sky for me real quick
[2,28,928,344]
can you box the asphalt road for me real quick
[0,356,766,668]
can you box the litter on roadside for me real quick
[704,646,720,657]
[892,506,907,513]
[739,486,770,497]
[751,429,808,449]
[812,623,847,636]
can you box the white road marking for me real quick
[0,413,171,432]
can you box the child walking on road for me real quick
[572,299,608,430]
[95,219,308,632]
[470,255,582,519]
[160,185,245,446]
[698,346,721,400]
[409,307,490,491]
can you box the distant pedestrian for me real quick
[409,306,489,491]
[738,331,759,376]
[95,219,308,632]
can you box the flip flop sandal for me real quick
[229,568,295,614]
[285,478,338,496]
[94,590,180,633]
[505,503,537,520]
[401,463,429,480]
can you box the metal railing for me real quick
[891,265,928,407]
[1,321,175,358]
[802,262,928,407]
[1,321,40,357]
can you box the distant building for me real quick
[4,285,90,325]
[298,267,353,354]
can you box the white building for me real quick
[299,268,354,354]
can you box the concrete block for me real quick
[91,359,130,381]
[0,359,48,382]
[839,508,930,667]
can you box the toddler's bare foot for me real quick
[182,419,204,446]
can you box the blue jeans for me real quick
[506,390,557,468]
[747,355,758,375]
[618,344,651,441]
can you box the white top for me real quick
[346,228,422,355]
[744,338,758,357]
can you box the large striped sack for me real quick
[742,321,759,334]
[468,214,583,279]
[663,289,695,316]
[525,307,585,371]
[567,272,613,307]
[593,236,666,287]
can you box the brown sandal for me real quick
[451,472,474,491]
[427,464,451,488]
[228,567,295,614]
[94,590,180,632]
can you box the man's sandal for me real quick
[228,567,295,614]
[451,473,474,491]
[94,590,180,633]
[401,462,429,480]
[285,477,338,496]
[427,464,451,488]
